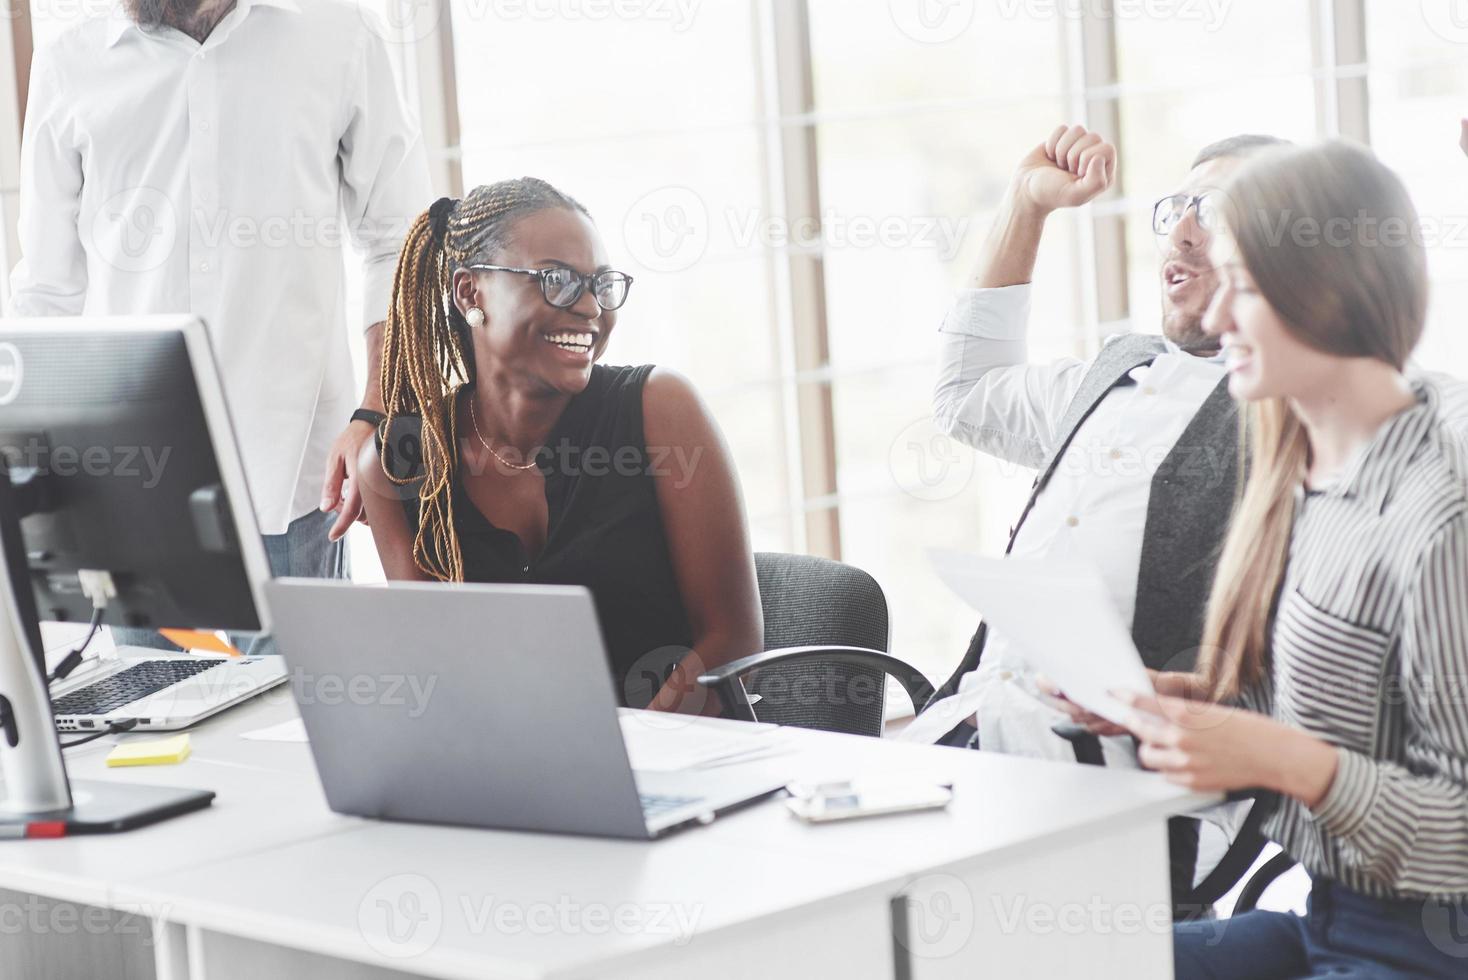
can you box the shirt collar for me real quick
[106,0,301,49]
[1312,380,1439,514]
[1162,335,1228,365]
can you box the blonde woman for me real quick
[1064,141,1467,977]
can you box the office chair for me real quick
[696,553,934,738]
[1053,723,1301,916]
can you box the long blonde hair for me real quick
[380,179,590,582]
[1198,141,1427,700]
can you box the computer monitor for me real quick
[0,315,272,833]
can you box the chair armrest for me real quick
[1050,721,1107,766]
[1232,851,1298,915]
[1187,791,1281,909]
[696,646,936,724]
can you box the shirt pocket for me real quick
[1271,587,1392,753]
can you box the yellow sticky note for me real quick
[106,734,192,768]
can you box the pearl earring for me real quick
[465,307,485,329]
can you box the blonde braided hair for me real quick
[379,178,590,582]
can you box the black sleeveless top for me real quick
[387,364,695,708]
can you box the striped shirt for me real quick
[1245,382,1468,901]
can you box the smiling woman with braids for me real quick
[358,179,761,713]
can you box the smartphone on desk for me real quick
[785,778,953,824]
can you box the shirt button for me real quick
[198,121,211,134]
[1142,385,1157,396]
[1066,516,1079,528]
[998,670,1014,681]
[521,564,530,573]
[199,261,211,273]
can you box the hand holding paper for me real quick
[926,549,1156,726]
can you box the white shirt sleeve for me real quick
[932,284,1090,470]
[6,49,88,317]
[338,23,433,332]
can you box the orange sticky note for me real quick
[158,629,242,656]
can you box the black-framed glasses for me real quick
[467,264,634,311]
[1151,192,1220,236]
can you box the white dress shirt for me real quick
[7,0,431,534]
[906,284,1224,762]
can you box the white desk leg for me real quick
[152,919,191,980]
[896,818,1176,980]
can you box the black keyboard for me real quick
[640,793,702,818]
[52,660,225,716]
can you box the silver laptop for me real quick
[49,648,287,733]
[264,578,786,840]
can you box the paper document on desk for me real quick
[926,549,1154,726]
[618,713,794,772]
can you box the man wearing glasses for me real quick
[906,124,1286,914]
[8,0,431,651]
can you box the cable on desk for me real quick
[59,719,138,750]
[47,606,106,686]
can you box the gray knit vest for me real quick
[929,333,1241,706]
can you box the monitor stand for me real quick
[0,466,214,837]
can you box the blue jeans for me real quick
[1175,880,1468,979]
[110,508,346,656]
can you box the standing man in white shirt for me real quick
[8,0,432,648]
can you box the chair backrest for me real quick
[745,552,892,736]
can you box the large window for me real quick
[6,0,1465,683]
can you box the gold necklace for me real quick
[468,396,540,471]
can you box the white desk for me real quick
[1,693,1211,980]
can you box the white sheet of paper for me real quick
[926,549,1154,726]
[617,713,791,772]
